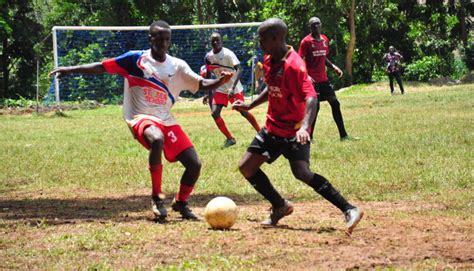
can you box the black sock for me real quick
[309,173,354,212]
[329,100,347,138]
[247,169,285,208]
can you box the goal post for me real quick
[51,22,262,103]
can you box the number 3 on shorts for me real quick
[167,131,177,143]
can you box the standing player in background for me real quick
[50,21,233,222]
[205,32,261,148]
[254,61,266,95]
[383,46,405,95]
[298,17,357,141]
[233,18,363,234]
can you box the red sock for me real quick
[245,113,261,132]
[149,164,163,196]
[176,184,194,202]
[214,117,233,139]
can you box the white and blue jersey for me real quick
[102,49,202,127]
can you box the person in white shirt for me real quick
[204,32,261,148]
[50,20,233,222]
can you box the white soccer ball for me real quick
[204,196,238,230]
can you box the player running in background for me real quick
[50,20,233,222]
[383,46,405,95]
[298,17,357,141]
[205,32,261,148]
[233,18,363,234]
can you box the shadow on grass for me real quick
[0,193,264,225]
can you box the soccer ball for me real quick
[204,196,238,230]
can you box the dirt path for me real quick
[1,194,472,269]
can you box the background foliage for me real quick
[1,0,473,101]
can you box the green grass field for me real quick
[1,82,473,269]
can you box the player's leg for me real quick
[158,125,200,220]
[233,92,260,132]
[171,147,201,220]
[327,97,348,139]
[289,157,363,233]
[388,73,395,94]
[395,72,405,94]
[239,130,293,225]
[211,93,235,147]
[143,125,167,219]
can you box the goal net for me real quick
[49,23,262,103]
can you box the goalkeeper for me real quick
[50,20,233,222]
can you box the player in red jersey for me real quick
[233,18,363,234]
[50,21,233,222]
[298,17,357,141]
[205,32,261,148]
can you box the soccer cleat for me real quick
[223,138,236,148]
[261,200,294,226]
[151,194,168,219]
[340,135,360,141]
[344,207,364,234]
[171,199,199,220]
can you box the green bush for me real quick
[462,42,474,70]
[405,56,443,81]
[1,97,36,108]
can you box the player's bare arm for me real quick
[49,62,106,78]
[230,64,243,95]
[233,87,268,112]
[199,71,233,91]
[325,58,343,78]
[296,96,318,145]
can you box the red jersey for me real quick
[298,34,330,83]
[263,47,317,138]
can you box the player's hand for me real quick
[232,100,250,112]
[49,67,71,78]
[202,95,209,105]
[220,71,233,84]
[333,66,343,78]
[296,128,310,145]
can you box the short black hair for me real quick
[150,20,170,31]
[210,32,221,38]
[258,18,287,37]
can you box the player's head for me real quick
[389,46,395,53]
[210,32,223,53]
[309,17,322,35]
[257,18,287,55]
[149,21,171,56]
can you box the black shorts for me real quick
[314,81,336,102]
[247,128,310,164]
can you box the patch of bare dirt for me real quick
[1,193,472,269]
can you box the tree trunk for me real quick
[2,34,8,98]
[459,0,467,47]
[344,0,356,86]
[196,0,204,24]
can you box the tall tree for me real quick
[344,0,356,85]
[1,0,42,98]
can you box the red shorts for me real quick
[212,92,245,107]
[132,118,193,162]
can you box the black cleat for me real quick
[171,199,199,220]
[223,138,236,148]
[151,194,167,220]
[261,200,294,226]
